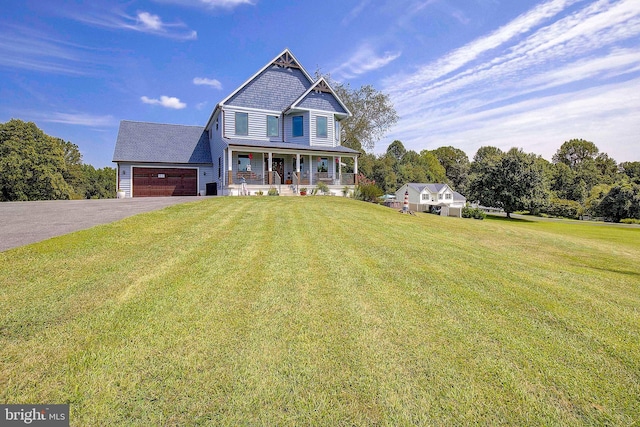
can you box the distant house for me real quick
[395,183,466,217]
[113,49,360,197]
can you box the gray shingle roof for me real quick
[224,138,360,155]
[407,183,466,201]
[226,66,312,111]
[113,121,212,164]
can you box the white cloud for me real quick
[199,0,255,7]
[0,25,102,75]
[380,0,640,162]
[67,8,197,40]
[153,0,255,9]
[333,44,401,79]
[137,12,163,30]
[12,110,117,127]
[193,77,223,89]
[141,96,187,109]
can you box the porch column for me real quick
[354,155,358,185]
[338,156,342,183]
[309,155,313,185]
[227,148,233,185]
[296,153,300,173]
[268,152,273,185]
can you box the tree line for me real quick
[0,119,116,201]
[354,139,640,223]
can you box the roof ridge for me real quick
[121,120,203,129]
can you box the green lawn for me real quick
[1,197,639,426]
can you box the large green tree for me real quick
[320,74,398,152]
[552,139,599,168]
[469,147,547,218]
[0,119,72,201]
[432,146,470,195]
[596,184,640,222]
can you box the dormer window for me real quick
[235,112,248,136]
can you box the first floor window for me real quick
[267,115,279,137]
[317,157,328,173]
[235,112,248,136]
[238,155,251,171]
[292,116,303,137]
[316,116,327,138]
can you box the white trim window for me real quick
[316,116,327,138]
[235,112,248,136]
[267,115,278,137]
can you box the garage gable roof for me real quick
[113,121,212,164]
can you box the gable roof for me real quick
[287,78,351,117]
[113,121,212,164]
[405,183,466,201]
[220,49,314,111]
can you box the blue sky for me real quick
[1,0,639,168]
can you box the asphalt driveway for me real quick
[0,197,204,252]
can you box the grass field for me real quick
[1,196,639,425]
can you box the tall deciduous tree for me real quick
[596,184,640,222]
[620,161,640,184]
[321,74,398,152]
[432,146,470,195]
[0,119,72,201]
[552,139,599,168]
[469,147,546,218]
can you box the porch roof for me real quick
[224,137,360,155]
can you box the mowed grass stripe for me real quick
[0,196,638,425]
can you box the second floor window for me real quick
[316,116,327,138]
[235,112,248,136]
[292,116,303,137]
[267,115,278,137]
[445,193,452,200]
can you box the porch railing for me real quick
[340,173,356,185]
[267,171,282,195]
[292,172,300,194]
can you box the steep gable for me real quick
[223,50,314,112]
[289,78,350,116]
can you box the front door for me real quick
[266,157,285,184]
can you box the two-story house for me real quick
[113,49,360,197]
[395,183,467,217]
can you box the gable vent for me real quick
[273,51,300,70]
[314,80,332,94]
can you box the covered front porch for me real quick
[225,146,359,196]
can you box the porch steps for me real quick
[279,186,297,196]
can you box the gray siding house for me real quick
[113,49,360,197]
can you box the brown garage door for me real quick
[133,168,197,197]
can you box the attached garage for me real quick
[133,167,197,197]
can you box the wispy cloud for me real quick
[141,95,187,109]
[332,44,401,80]
[342,0,370,26]
[68,8,197,40]
[0,25,102,75]
[14,110,117,127]
[152,0,255,9]
[381,0,640,162]
[193,77,223,89]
